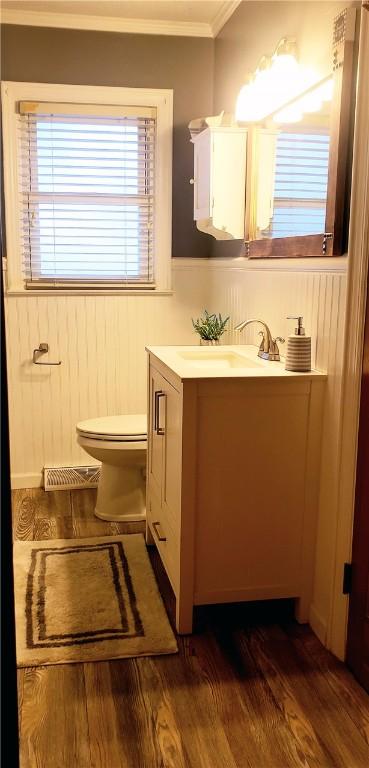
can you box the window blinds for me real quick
[261,130,330,239]
[18,101,156,288]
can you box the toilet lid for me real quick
[76,414,147,441]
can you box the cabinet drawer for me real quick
[147,490,179,594]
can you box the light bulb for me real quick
[235,80,257,122]
[235,35,322,124]
[273,37,297,57]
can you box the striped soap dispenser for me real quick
[285,316,311,372]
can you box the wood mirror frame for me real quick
[245,7,357,259]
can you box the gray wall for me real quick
[1,3,356,260]
[0,24,214,258]
[212,0,350,257]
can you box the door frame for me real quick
[328,3,369,660]
[1,229,20,763]
[346,258,369,684]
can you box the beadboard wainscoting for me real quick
[5,255,348,651]
[4,261,211,488]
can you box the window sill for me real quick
[5,287,174,297]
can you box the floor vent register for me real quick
[43,465,101,491]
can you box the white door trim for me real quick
[328,4,369,660]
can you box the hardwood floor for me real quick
[12,488,369,768]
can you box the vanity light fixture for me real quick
[235,37,317,123]
[272,74,334,123]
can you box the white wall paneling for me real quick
[5,255,348,657]
[5,261,211,487]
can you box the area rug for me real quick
[13,534,178,666]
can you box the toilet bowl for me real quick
[76,414,147,522]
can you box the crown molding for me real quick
[0,8,214,38]
[211,1,242,37]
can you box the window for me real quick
[20,104,155,286]
[2,83,172,292]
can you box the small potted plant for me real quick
[192,310,230,345]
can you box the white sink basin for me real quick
[176,349,263,369]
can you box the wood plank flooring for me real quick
[12,488,369,768]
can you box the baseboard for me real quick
[309,603,328,646]
[11,473,43,489]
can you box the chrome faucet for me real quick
[234,319,285,361]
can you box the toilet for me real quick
[76,414,147,522]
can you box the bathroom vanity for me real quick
[145,345,326,633]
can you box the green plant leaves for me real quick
[191,309,230,340]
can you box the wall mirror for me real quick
[244,8,357,258]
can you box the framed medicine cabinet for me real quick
[244,7,357,259]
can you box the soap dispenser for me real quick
[285,316,311,372]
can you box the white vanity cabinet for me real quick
[191,127,247,240]
[146,347,325,634]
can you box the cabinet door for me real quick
[193,130,211,221]
[161,378,182,528]
[211,131,247,239]
[148,362,182,526]
[148,366,166,503]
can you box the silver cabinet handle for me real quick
[154,390,166,435]
[152,521,167,542]
[154,389,161,432]
[157,392,166,435]
[33,343,62,366]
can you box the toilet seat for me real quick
[76,414,147,442]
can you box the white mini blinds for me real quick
[18,101,156,288]
[261,129,330,239]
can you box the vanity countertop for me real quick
[145,344,326,381]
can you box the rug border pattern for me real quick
[25,540,144,649]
